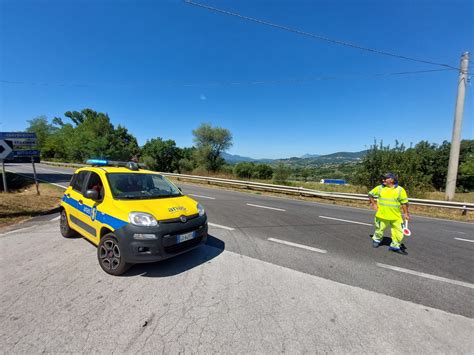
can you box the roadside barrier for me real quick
[41,161,473,214]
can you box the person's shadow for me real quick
[371,235,407,250]
[123,235,225,277]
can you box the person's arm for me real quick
[401,203,409,221]
[399,187,409,220]
[368,196,378,211]
[368,187,378,211]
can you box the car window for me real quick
[72,171,89,193]
[85,172,105,199]
[107,173,182,200]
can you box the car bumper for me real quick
[114,214,208,263]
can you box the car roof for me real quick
[75,167,161,174]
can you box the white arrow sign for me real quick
[0,139,13,160]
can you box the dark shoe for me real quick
[389,247,408,255]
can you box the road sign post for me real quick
[31,157,40,195]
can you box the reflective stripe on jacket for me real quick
[368,184,408,221]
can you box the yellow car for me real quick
[60,160,208,275]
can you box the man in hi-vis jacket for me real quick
[368,173,410,255]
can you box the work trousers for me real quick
[372,217,404,249]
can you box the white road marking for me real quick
[454,237,474,243]
[268,238,327,254]
[246,203,286,212]
[319,215,372,226]
[34,166,72,174]
[188,194,216,200]
[442,230,467,235]
[376,263,474,290]
[0,225,38,237]
[51,216,60,221]
[208,222,235,231]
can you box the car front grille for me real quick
[164,236,203,254]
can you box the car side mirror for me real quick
[84,189,99,201]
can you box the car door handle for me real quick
[78,199,83,204]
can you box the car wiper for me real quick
[118,195,140,199]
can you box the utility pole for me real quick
[445,52,469,201]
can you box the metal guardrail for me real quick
[41,161,473,213]
[160,173,473,213]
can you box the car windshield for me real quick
[107,173,182,200]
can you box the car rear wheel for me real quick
[60,209,77,238]
[98,234,131,276]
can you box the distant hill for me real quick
[222,150,367,166]
[276,150,368,167]
[300,154,320,159]
[221,152,274,163]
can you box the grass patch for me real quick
[0,173,64,228]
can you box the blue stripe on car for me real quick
[62,195,128,230]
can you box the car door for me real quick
[81,171,106,244]
[66,170,97,241]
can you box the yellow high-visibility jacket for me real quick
[368,184,408,221]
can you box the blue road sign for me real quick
[0,132,37,139]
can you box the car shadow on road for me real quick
[123,235,225,277]
[10,172,72,185]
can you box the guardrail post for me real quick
[462,206,467,216]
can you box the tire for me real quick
[97,234,131,276]
[60,209,78,238]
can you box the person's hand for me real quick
[404,214,410,221]
[371,203,378,211]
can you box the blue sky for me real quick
[1,0,473,159]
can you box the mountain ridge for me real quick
[222,150,368,166]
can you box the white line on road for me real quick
[208,222,235,231]
[442,230,467,235]
[33,166,72,174]
[319,215,372,226]
[51,216,60,221]
[268,238,327,254]
[454,237,474,243]
[246,203,286,212]
[376,263,474,290]
[188,194,216,200]
[0,225,38,237]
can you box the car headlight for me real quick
[197,203,205,217]
[129,212,158,226]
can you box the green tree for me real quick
[26,116,58,151]
[234,162,255,178]
[106,125,140,161]
[254,164,273,180]
[141,138,181,172]
[273,163,291,184]
[42,109,139,163]
[177,147,197,173]
[192,123,232,172]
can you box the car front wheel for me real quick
[97,234,131,276]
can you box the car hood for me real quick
[113,195,200,222]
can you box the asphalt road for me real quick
[1,163,473,353]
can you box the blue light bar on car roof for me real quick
[86,159,109,166]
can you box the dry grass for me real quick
[0,174,64,228]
